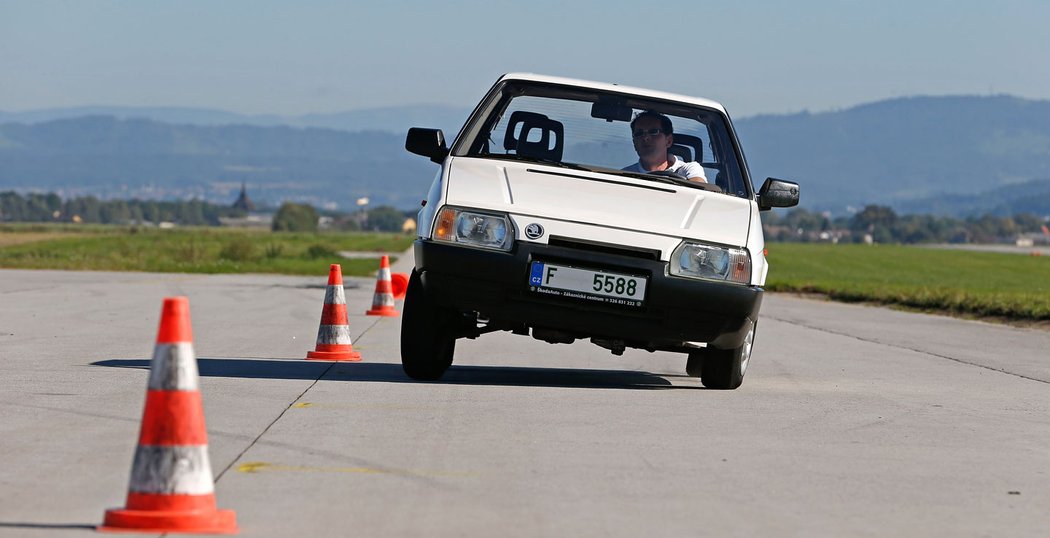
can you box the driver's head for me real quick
[630,111,673,137]
[631,111,674,161]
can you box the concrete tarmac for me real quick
[1,253,1048,537]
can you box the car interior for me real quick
[503,111,564,161]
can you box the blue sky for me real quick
[3,0,1048,118]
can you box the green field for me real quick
[765,243,1050,320]
[0,224,415,276]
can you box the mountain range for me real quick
[2,95,1049,215]
[0,105,470,139]
[735,95,1050,215]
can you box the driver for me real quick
[623,111,707,183]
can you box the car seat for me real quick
[669,133,704,164]
[504,111,564,161]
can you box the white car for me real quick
[402,73,799,389]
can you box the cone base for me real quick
[365,308,399,317]
[306,349,362,361]
[100,507,237,534]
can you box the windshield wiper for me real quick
[475,155,720,192]
[601,168,723,192]
[478,153,590,171]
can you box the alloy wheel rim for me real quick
[739,325,755,376]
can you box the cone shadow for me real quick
[92,358,688,390]
[0,522,96,530]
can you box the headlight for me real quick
[670,241,751,284]
[433,206,513,251]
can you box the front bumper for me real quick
[414,239,763,350]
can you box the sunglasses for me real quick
[632,128,665,138]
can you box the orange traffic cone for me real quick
[100,297,237,534]
[307,264,362,361]
[365,255,399,317]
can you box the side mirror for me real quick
[405,127,448,164]
[757,177,800,211]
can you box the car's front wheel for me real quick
[400,270,456,380]
[685,352,704,378]
[689,322,756,390]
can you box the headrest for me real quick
[669,144,693,162]
[670,133,704,163]
[504,111,564,161]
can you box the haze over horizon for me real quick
[4,1,1049,118]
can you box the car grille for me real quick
[547,236,660,261]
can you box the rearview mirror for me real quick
[590,101,633,122]
[757,177,800,210]
[405,127,448,164]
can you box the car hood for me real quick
[443,157,753,246]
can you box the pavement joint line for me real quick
[235,461,479,478]
[212,316,386,483]
[763,314,1050,386]
[351,315,384,343]
[213,360,338,483]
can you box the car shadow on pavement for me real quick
[93,358,331,380]
[93,358,696,390]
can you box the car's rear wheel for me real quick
[401,270,456,380]
[696,322,756,390]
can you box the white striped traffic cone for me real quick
[307,264,362,361]
[365,255,399,317]
[100,297,237,534]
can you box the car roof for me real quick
[498,73,729,115]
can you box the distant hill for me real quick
[895,177,1050,216]
[2,96,1050,215]
[0,104,470,138]
[0,106,284,127]
[0,116,438,210]
[735,95,1050,215]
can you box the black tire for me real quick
[400,270,456,380]
[699,322,756,390]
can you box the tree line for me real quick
[0,191,414,233]
[0,191,243,226]
[765,205,1050,244]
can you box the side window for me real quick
[671,121,714,166]
[675,117,749,197]
[673,120,728,186]
[706,120,749,198]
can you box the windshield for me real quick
[452,80,752,198]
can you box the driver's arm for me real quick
[682,161,708,183]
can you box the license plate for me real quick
[528,261,647,307]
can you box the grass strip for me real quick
[0,225,415,276]
[765,243,1050,320]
